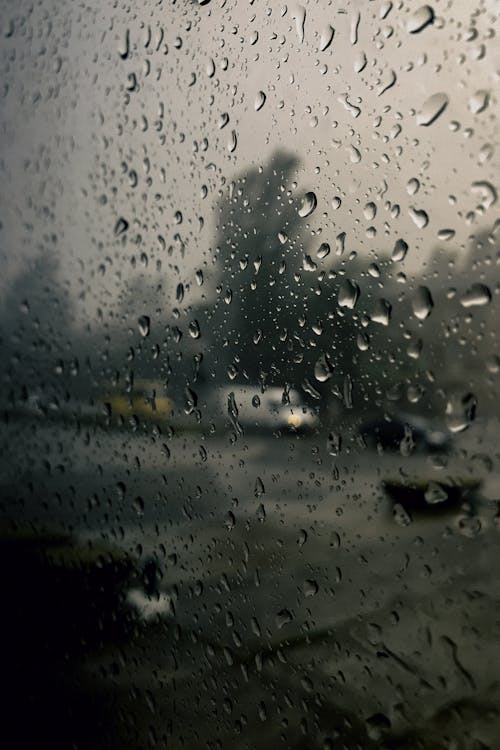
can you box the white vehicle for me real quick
[213,385,319,433]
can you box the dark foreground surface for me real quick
[1,416,500,749]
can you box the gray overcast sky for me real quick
[0,0,498,323]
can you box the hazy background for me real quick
[1,0,499,310]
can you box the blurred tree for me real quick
[0,253,75,406]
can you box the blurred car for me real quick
[214,385,319,433]
[359,412,451,453]
[107,379,174,422]
[382,475,482,518]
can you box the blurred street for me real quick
[1,414,499,748]
[2,0,500,747]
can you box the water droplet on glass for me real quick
[363,202,377,221]
[314,353,333,382]
[378,69,397,97]
[114,217,129,236]
[138,315,150,337]
[335,231,346,255]
[357,332,370,351]
[218,112,229,129]
[354,51,367,73]
[412,286,433,320]
[393,503,412,526]
[407,178,420,195]
[292,5,306,44]
[457,516,482,538]
[297,529,308,547]
[400,425,415,456]
[132,496,144,516]
[224,511,236,531]
[189,319,201,338]
[392,238,409,262]
[338,279,360,309]
[416,93,448,126]
[227,392,243,436]
[206,58,215,77]
[445,392,477,432]
[370,299,392,326]
[118,29,130,59]
[339,93,361,118]
[486,356,500,374]
[469,90,489,114]
[254,477,265,498]
[184,387,198,414]
[275,609,293,629]
[319,24,334,51]
[228,129,237,152]
[406,338,422,360]
[409,206,429,229]
[298,191,317,218]
[365,713,392,742]
[407,384,424,403]
[350,10,360,45]
[302,378,322,400]
[348,145,361,163]
[437,228,455,241]
[317,242,330,259]
[407,5,435,34]
[303,579,319,597]
[424,482,448,505]
[460,283,491,308]
[327,431,341,456]
[471,180,497,209]
[303,254,317,272]
[254,90,266,111]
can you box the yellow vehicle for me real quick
[108,379,174,421]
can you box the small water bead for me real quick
[298,191,317,218]
[319,24,335,51]
[407,178,420,195]
[412,286,434,320]
[460,283,491,308]
[409,206,429,229]
[138,315,150,337]
[338,279,360,309]
[437,228,455,241]
[469,90,489,114]
[363,202,377,221]
[254,91,266,111]
[392,238,408,262]
[416,93,449,126]
[407,5,435,34]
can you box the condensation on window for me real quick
[1,1,499,748]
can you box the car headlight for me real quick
[287,414,302,428]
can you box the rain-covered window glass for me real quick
[2,1,500,747]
